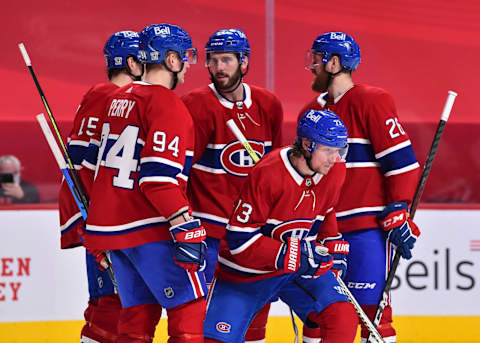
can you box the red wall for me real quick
[2,0,479,202]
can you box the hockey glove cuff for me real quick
[169,219,207,272]
[378,202,420,260]
[321,234,349,279]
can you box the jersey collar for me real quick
[208,83,252,109]
[316,84,355,106]
[280,147,323,186]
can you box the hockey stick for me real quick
[36,113,118,289]
[226,119,300,342]
[18,42,89,215]
[367,90,458,343]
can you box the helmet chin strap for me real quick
[162,60,184,90]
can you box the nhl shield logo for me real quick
[305,177,313,187]
[164,287,174,298]
[97,276,104,288]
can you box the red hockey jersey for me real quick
[298,84,420,233]
[82,81,194,250]
[216,147,346,283]
[182,83,283,239]
[58,82,118,249]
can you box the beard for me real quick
[211,68,243,92]
[311,71,330,93]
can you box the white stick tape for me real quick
[36,113,67,169]
[18,43,32,67]
[441,90,458,122]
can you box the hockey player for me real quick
[58,30,142,343]
[181,28,283,342]
[79,24,207,343]
[204,109,357,343]
[300,32,420,343]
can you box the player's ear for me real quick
[241,55,249,73]
[165,51,179,69]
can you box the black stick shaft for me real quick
[367,90,456,342]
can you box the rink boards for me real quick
[0,209,479,342]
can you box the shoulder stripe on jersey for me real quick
[206,143,226,149]
[177,173,188,182]
[227,224,260,233]
[86,216,167,232]
[348,138,371,144]
[217,256,270,274]
[186,150,194,156]
[375,140,413,159]
[69,139,90,147]
[385,162,420,177]
[60,212,83,233]
[141,156,183,170]
[266,218,282,225]
[336,206,385,218]
[230,233,262,255]
[139,176,179,185]
[82,160,96,171]
[192,164,226,174]
[346,162,380,168]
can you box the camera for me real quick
[0,173,14,184]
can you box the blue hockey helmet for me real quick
[205,28,250,62]
[138,24,197,65]
[311,32,361,71]
[297,109,348,156]
[104,31,140,69]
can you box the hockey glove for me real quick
[275,238,333,279]
[321,234,349,279]
[169,219,207,272]
[378,202,420,260]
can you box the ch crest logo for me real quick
[216,322,231,333]
[220,140,265,176]
[164,287,174,298]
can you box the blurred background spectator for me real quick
[0,155,39,204]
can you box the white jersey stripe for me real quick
[217,256,271,274]
[69,139,90,147]
[139,176,179,185]
[86,216,167,232]
[60,212,83,232]
[346,162,381,168]
[375,140,413,159]
[227,225,260,233]
[192,164,226,174]
[192,211,229,225]
[384,162,420,177]
[336,206,385,218]
[230,233,262,255]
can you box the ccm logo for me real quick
[382,213,405,228]
[216,322,231,333]
[184,229,206,240]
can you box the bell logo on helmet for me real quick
[330,32,346,40]
[122,31,139,38]
[154,26,171,36]
[306,111,322,123]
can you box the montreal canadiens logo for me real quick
[216,321,231,333]
[271,219,312,242]
[220,140,265,176]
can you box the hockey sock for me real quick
[116,303,162,343]
[167,298,206,343]
[245,302,271,342]
[302,324,321,343]
[360,305,396,342]
[308,301,358,343]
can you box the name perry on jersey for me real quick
[107,99,136,118]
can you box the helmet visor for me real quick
[183,48,198,64]
[305,50,323,70]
